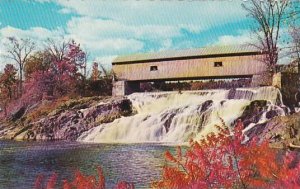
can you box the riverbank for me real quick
[246,112,300,149]
[0,96,133,141]
[0,87,299,148]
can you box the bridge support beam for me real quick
[112,81,140,96]
[251,74,272,87]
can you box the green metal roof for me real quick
[113,45,261,64]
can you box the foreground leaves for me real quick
[152,120,300,189]
[34,120,300,189]
[34,166,134,189]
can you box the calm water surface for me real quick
[0,140,176,189]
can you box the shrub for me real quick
[34,166,134,189]
[25,96,70,123]
[152,120,300,189]
[33,120,300,189]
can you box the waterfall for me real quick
[78,86,285,144]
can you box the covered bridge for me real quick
[112,45,268,96]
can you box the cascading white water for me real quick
[78,86,285,144]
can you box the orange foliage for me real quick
[152,120,300,189]
[34,166,135,189]
[115,181,135,189]
[33,120,300,189]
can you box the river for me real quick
[0,87,286,188]
[79,87,285,143]
[0,140,175,189]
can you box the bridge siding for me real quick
[112,54,266,81]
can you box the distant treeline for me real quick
[0,38,112,118]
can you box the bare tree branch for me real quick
[45,38,69,62]
[242,0,290,72]
[3,37,35,96]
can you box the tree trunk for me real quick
[19,66,23,97]
[298,59,300,78]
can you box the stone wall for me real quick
[112,81,126,96]
[113,81,141,96]
[281,72,299,111]
[272,72,282,88]
[251,73,273,87]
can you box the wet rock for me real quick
[12,97,134,141]
[228,88,254,100]
[239,100,267,127]
[200,100,213,112]
[245,112,300,148]
[266,110,280,119]
[162,113,177,133]
[11,106,27,121]
[244,122,267,140]
[119,99,132,116]
[227,88,236,99]
[220,100,226,106]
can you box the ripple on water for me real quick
[0,140,177,189]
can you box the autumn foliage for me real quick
[33,120,300,189]
[25,40,86,98]
[0,64,17,116]
[152,120,300,189]
[34,166,134,189]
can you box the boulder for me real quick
[11,97,134,141]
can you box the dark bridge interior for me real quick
[126,76,253,93]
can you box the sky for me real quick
[0,0,271,72]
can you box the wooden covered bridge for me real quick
[112,45,268,96]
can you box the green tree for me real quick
[0,64,17,116]
[24,51,52,79]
